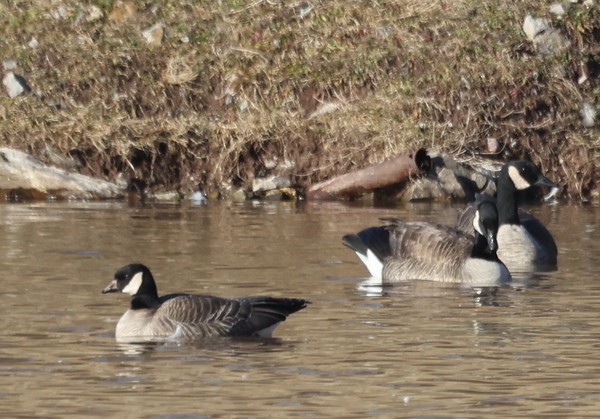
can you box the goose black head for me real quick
[505,160,557,191]
[473,201,499,253]
[102,264,159,308]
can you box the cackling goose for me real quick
[102,263,310,342]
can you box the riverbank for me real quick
[1,1,598,201]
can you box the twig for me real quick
[230,0,264,15]
[229,47,269,63]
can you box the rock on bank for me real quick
[0,147,122,200]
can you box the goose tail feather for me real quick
[230,297,310,337]
[343,227,391,279]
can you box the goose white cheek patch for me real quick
[508,166,531,190]
[122,272,143,295]
[472,210,483,236]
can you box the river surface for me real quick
[0,199,598,417]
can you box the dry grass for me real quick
[0,0,598,199]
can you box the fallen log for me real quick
[307,148,430,200]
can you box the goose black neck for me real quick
[130,294,160,310]
[471,233,500,262]
[497,167,520,226]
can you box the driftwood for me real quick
[307,148,430,200]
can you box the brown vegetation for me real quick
[0,1,598,200]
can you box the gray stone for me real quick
[465,170,490,190]
[263,158,295,171]
[522,14,569,54]
[190,191,207,205]
[86,5,103,22]
[3,72,30,98]
[142,22,164,45]
[486,137,500,153]
[398,153,500,202]
[437,167,467,199]
[279,159,295,170]
[264,190,283,201]
[416,180,446,201]
[533,29,570,54]
[299,4,313,19]
[230,187,247,201]
[150,191,181,201]
[2,59,17,71]
[581,102,596,128]
[51,6,68,20]
[43,145,80,171]
[549,3,570,17]
[263,159,278,170]
[481,180,497,196]
[238,99,248,112]
[523,15,550,41]
[0,148,122,199]
[252,175,291,193]
[397,177,446,201]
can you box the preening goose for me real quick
[456,160,558,272]
[343,201,510,286]
[102,263,310,342]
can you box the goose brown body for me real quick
[343,202,511,286]
[380,222,504,284]
[103,264,309,342]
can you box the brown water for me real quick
[0,199,598,417]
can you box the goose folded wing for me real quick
[456,204,477,235]
[157,294,249,337]
[382,219,476,263]
[228,297,307,336]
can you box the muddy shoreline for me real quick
[1,2,598,202]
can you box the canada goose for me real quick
[102,263,310,342]
[342,201,511,286]
[456,160,558,272]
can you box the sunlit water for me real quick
[0,199,598,417]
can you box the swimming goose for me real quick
[456,160,558,272]
[343,201,511,286]
[102,263,310,342]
